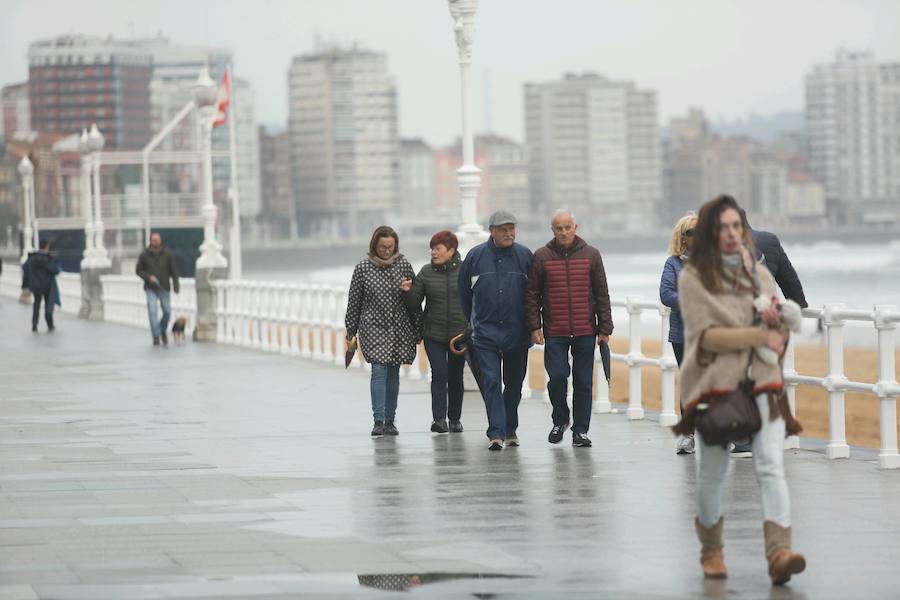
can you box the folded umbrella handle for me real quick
[449,332,467,356]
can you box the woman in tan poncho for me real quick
[673,195,805,585]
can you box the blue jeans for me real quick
[370,363,400,423]
[145,288,171,338]
[544,335,596,434]
[424,338,465,421]
[475,344,528,440]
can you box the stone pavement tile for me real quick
[0,570,79,585]
[31,584,162,599]
[0,585,38,600]
[171,512,272,525]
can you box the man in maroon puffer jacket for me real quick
[525,209,613,447]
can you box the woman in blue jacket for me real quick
[659,213,696,454]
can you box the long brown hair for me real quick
[688,195,755,292]
[368,225,399,257]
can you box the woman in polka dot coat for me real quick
[344,226,422,437]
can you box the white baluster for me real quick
[874,305,900,469]
[250,285,262,350]
[215,280,226,343]
[312,286,324,360]
[261,284,274,352]
[823,303,849,459]
[322,286,335,362]
[625,297,645,420]
[658,304,678,427]
[300,286,313,359]
[288,286,301,357]
[522,347,533,401]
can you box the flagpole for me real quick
[226,66,242,281]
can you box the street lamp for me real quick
[449,0,488,254]
[17,155,35,264]
[193,67,227,269]
[87,123,110,268]
[79,129,96,267]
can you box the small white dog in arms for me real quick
[753,295,803,365]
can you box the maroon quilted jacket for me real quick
[524,236,613,338]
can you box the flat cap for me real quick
[488,210,518,227]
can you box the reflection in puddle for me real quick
[358,572,529,594]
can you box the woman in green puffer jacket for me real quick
[402,230,469,433]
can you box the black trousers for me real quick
[32,289,54,329]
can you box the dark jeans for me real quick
[544,335,596,434]
[475,344,528,440]
[370,363,400,423]
[672,342,684,366]
[423,338,465,422]
[31,289,53,329]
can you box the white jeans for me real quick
[696,393,790,528]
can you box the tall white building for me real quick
[524,73,662,232]
[806,50,900,226]
[288,44,399,238]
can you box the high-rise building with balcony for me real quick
[288,44,399,238]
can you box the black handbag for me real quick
[694,353,761,447]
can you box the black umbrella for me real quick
[598,339,611,383]
[449,330,487,398]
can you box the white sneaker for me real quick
[676,435,695,455]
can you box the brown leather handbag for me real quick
[694,354,762,448]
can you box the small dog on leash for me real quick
[171,317,187,345]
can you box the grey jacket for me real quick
[404,252,468,344]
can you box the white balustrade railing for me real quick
[57,272,81,316]
[0,262,22,299]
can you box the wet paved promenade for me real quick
[1,297,899,599]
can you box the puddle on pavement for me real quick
[358,572,530,593]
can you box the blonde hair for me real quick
[667,214,697,257]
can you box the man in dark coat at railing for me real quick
[22,239,60,332]
[732,212,809,458]
[136,232,179,347]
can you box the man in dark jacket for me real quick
[136,232,179,346]
[525,210,613,448]
[458,210,533,451]
[22,240,60,332]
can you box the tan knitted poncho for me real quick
[673,262,801,436]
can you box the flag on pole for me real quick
[212,69,231,128]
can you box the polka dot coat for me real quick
[344,255,421,366]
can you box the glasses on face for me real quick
[684,229,694,238]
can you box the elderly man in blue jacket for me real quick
[459,210,533,451]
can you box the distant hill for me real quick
[711,110,804,142]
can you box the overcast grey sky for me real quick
[2,0,899,146]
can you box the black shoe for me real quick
[384,421,399,436]
[449,420,464,433]
[572,432,592,447]
[431,419,449,433]
[153,336,160,346]
[488,439,503,451]
[32,324,38,332]
[48,325,55,332]
[548,422,569,444]
[161,333,168,346]
[371,421,385,437]
[731,442,752,458]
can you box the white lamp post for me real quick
[18,155,35,264]
[87,123,110,268]
[449,0,488,254]
[193,67,227,269]
[79,129,96,267]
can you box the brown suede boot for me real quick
[763,521,806,585]
[695,517,727,579]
